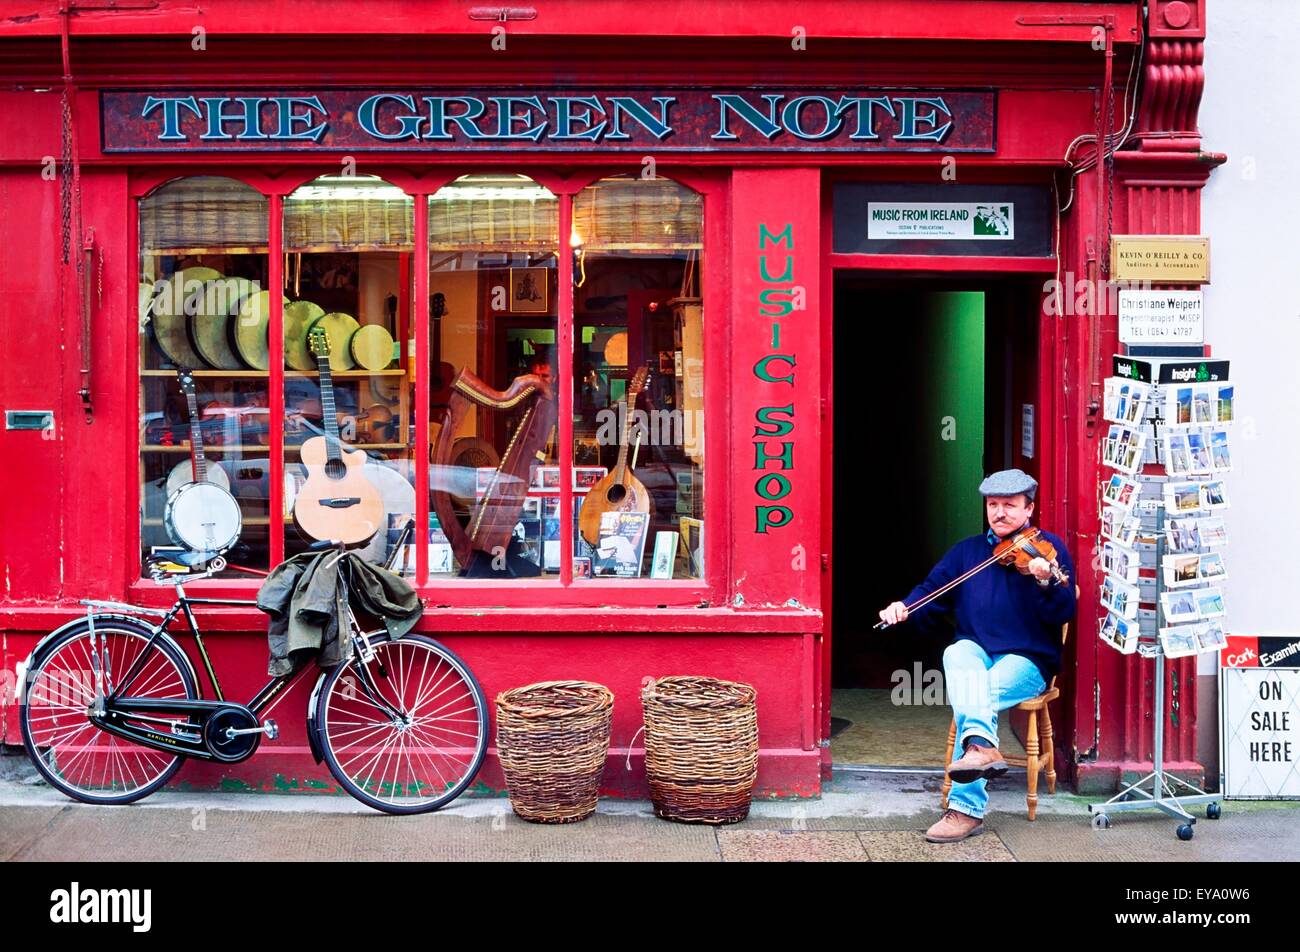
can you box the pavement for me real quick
[4,754,1299,862]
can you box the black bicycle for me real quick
[19,543,489,814]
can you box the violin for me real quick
[993,527,1071,587]
[874,526,1069,630]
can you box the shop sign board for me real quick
[1222,635,1300,799]
[1110,236,1210,284]
[1117,290,1204,344]
[101,88,997,153]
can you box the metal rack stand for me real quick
[1089,472,1223,838]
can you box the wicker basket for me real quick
[640,676,758,824]
[495,680,614,824]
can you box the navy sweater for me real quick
[903,527,1077,683]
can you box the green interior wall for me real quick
[916,291,986,561]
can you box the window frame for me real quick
[127,165,725,611]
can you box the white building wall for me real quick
[1202,6,1300,649]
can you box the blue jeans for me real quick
[942,639,1046,819]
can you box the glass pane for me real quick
[428,174,559,579]
[282,175,416,568]
[571,176,704,581]
[138,176,271,578]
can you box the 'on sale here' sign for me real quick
[1222,635,1300,799]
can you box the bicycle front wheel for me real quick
[21,620,197,804]
[317,633,488,814]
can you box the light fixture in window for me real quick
[571,227,587,288]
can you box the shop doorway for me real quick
[828,275,1039,767]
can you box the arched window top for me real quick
[139,175,267,255]
[285,174,413,253]
[572,175,701,252]
[428,173,558,253]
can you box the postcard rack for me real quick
[1090,354,1230,839]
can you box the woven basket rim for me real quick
[496,679,614,718]
[641,675,755,707]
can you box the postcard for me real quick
[1192,386,1216,425]
[1159,626,1200,659]
[1103,473,1142,511]
[1209,429,1231,472]
[1165,517,1202,554]
[1185,431,1213,475]
[1217,385,1234,424]
[1198,518,1229,547]
[1168,386,1194,426]
[1100,611,1138,654]
[1163,432,1191,477]
[1163,553,1204,589]
[1101,575,1140,620]
[1201,480,1230,510]
[1194,587,1226,620]
[1102,541,1140,584]
[1161,589,1200,625]
[1101,506,1140,547]
[1163,481,1205,515]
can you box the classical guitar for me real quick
[164,370,241,554]
[578,366,653,546]
[293,327,385,545]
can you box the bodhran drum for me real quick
[234,290,288,371]
[308,312,361,370]
[283,301,324,371]
[150,267,220,368]
[163,480,242,554]
[192,276,258,370]
[350,324,396,372]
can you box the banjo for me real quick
[164,370,242,554]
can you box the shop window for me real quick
[282,175,416,567]
[427,174,559,579]
[571,176,704,581]
[137,176,271,577]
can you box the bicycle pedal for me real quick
[264,719,279,740]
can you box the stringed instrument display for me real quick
[431,368,557,575]
[293,327,385,545]
[579,366,653,546]
[163,370,241,554]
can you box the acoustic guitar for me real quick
[578,366,653,546]
[293,327,384,545]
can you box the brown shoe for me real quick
[925,809,984,843]
[947,743,1009,784]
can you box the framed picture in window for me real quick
[509,267,549,313]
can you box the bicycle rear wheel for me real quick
[21,620,197,804]
[316,633,488,814]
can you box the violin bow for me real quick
[873,531,1041,630]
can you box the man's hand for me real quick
[879,601,909,626]
[1027,557,1053,582]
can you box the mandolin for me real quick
[579,366,653,546]
[293,327,384,545]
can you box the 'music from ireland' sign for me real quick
[867,202,1014,240]
[99,88,996,152]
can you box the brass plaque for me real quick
[1110,236,1210,284]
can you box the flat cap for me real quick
[979,468,1038,499]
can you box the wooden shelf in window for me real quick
[142,247,270,256]
[141,443,409,453]
[139,369,407,378]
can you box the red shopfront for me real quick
[0,1,1220,797]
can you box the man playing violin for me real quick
[877,468,1077,844]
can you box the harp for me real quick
[431,368,557,577]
